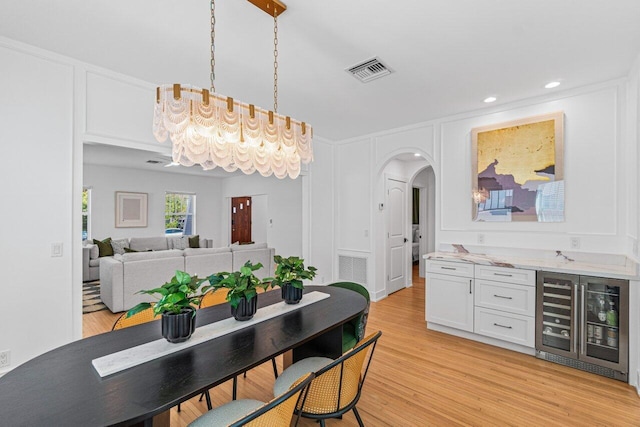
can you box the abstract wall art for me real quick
[471,112,564,222]
[115,191,148,228]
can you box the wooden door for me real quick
[231,196,252,244]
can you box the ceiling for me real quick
[2,1,640,141]
[83,143,242,178]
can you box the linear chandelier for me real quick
[152,0,313,179]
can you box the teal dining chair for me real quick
[328,282,370,353]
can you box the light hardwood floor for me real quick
[83,266,640,426]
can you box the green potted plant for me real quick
[270,255,317,304]
[126,270,206,343]
[204,261,268,321]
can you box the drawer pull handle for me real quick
[441,266,457,270]
[493,294,513,300]
[493,273,513,277]
[493,323,513,329]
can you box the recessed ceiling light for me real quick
[484,96,497,103]
[545,81,561,89]
[414,153,421,157]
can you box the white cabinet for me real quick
[426,272,474,332]
[473,265,536,347]
[426,260,536,352]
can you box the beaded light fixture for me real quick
[152,0,313,179]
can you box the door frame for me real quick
[374,151,436,302]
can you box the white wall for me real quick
[439,83,625,253]
[221,173,303,257]
[336,139,373,252]
[332,81,633,301]
[251,194,268,245]
[0,41,75,374]
[83,163,223,242]
[308,139,335,284]
[333,125,436,300]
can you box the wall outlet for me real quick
[0,350,10,368]
[364,229,369,237]
[477,233,485,244]
[570,237,581,250]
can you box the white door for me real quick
[386,177,407,294]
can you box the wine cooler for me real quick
[535,271,629,381]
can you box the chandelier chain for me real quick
[210,0,216,93]
[273,6,278,113]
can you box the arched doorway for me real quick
[373,151,436,297]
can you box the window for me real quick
[165,192,196,235]
[82,188,91,240]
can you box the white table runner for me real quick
[92,291,330,377]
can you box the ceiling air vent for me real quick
[346,57,392,83]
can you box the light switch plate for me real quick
[51,242,63,257]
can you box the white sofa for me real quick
[82,235,211,282]
[99,242,275,312]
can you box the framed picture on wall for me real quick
[115,191,148,228]
[471,112,564,222]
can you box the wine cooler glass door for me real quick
[579,276,628,372]
[536,272,578,358]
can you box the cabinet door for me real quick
[427,273,474,332]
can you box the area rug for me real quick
[83,280,107,314]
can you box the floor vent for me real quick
[346,57,392,83]
[338,255,367,285]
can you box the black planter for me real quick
[281,283,303,304]
[161,308,196,343]
[231,295,258,321]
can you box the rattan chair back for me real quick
[300,331,381,417]
[199,289,230,308]
[112,307,157,330]
[230,373,314,427]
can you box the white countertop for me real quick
[424,244,640,280]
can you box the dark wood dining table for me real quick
[0,286,367,426]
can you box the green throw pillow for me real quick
[93,238,113,257]
[189,235,200,248]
